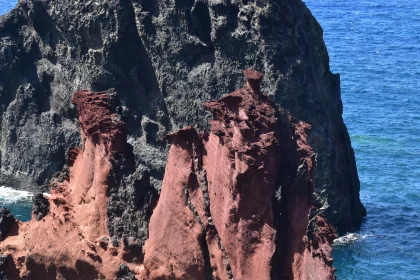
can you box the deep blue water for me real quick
[1,0,420,279]
[0,0,15,16]
[0,187,32,221]
[304,0,420,279]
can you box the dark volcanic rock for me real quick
[117,264,137,280]
[107,158,158,249]
[32,193,50,221]
[0,254,7,280]
[0,208,14,241]
[0,0,364,232]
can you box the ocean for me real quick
[304,0,420,279]
[1,0,420,279]
[0,0,13,16]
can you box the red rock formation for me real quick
[142,70,337,279]
[0,89,135,279]
[280,120,338,280]
[0,72,337,280]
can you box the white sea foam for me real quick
[0,186,50,204]
[333,233,372,246]
[0,186,33,203]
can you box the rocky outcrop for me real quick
[142,70,337,279]
[0,74,338,279]
[0,254,7,280]
[32,193,50,221]
[0,0,364,233]
[0,209,14,241]
[0,89,156,279]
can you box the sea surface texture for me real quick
[0,0,14,15]
[1,0,419,279]
[305,0,420,279]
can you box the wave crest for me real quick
[0,186,33,204]
[333,233,371,246]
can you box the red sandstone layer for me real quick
[0,71,337,280]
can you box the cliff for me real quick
[0,71,337,279]
[0,89,156,279]
[0,0,365,233]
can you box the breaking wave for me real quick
[0,186,33,204]
[333,233,372,246]
[0,186,50,205]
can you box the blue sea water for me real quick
[304,0,420,279]
[1,0,420,279]
[0,186,32,221]
[0,0,15,16]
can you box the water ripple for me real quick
[306,0,420,277]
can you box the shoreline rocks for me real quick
[0,209,14,241]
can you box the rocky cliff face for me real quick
[0,0,363,233]
[0,72,338,279]
[0,89,154,279]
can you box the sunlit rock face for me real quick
[0,89,155,279]
[143,70,337,280]
[0,0,364,236]
[0,72,337,279]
